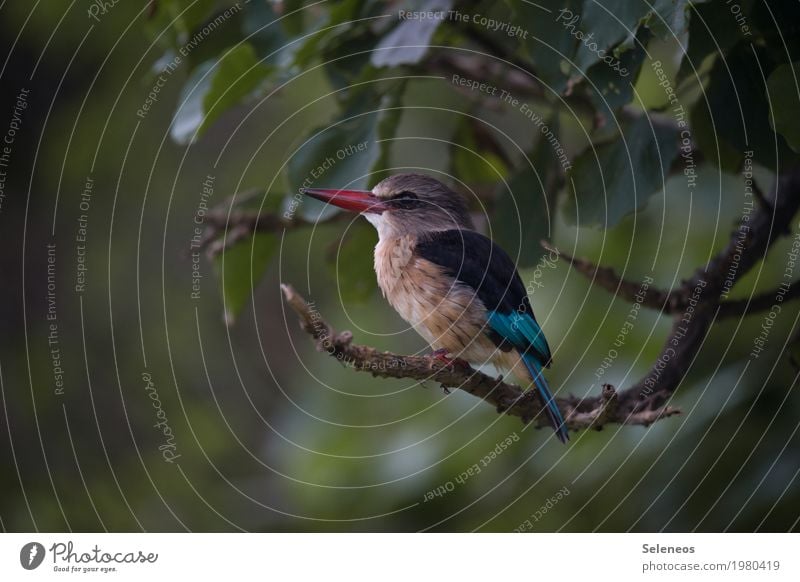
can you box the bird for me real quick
[302,174,568,443]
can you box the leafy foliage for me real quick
[214,231,278,325]
[768,62,800,152]
[143,0,800,315]
[566,114,679,227]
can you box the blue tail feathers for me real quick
[522,354,569,443]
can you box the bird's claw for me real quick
[428,348,470,370]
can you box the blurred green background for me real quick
[1,1,798,532]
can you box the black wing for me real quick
[415,229,552,365]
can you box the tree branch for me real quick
[280,283,680,432]
[283,167,800,437]
[541,241,680,312]
[198,202,350,259]
[546,235,800,320]
[717,280,800,317]
[628,167,800,411]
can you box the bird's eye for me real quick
[391,191,419,210]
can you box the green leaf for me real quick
[451,119,510,185]
[698,43,797,169]
[493,115,563,267]
[243,0,309,68]
[575,1,650,71]
[171,60,214,145]
[242,0,288,61]
[647,0,694,39]
[516,0,584,93]
[514,0,661,97]
[767,62,800,153]
[286,110,382,222]
[677,0,754,83]
[372,82,407,176]
[564,114,679,228]
[751,0,800,63]
[214,232,277,326]
[281,0,306,36]
[171,43,271,144]
[329,221,379,303]
[201,43,271,134]
[689,99,742,173]
[291,0,364,68]
[585,27,650,120]
[320,36,381,92]
[371,0,453,67]
[144,0,218,47]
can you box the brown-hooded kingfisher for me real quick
[302,174,568,443]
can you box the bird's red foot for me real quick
[428,348,470,370]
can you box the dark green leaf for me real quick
[243,0,309,68]
[281,0,306,36]
[575,1,651,70]
[677,0,754,83]
[291,0,364,68]
[321,36,381,91]
[372,82,407,178]
[144,0,218,47]
[648,0,694,39]
[516,0,583,93]
[379,78,460,176]
[171,43,271,144]
[751,0,800,63]
[451,119,510,185]
[242,0,287,60]
[329,221,378,303]
[171,60,214,145]
[286,110,382,222]
[767,62,800,153]
[585,27,650,120]
[698,43,797,169]
[201,43,271,135]
[565,114,679,228]
[514,0,662,97]
[493,115,563,267]
[214,232,277,326]
[689,99,743,173]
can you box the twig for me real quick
[717,280,800,317]
[544,246,800,320]
[199,206,350,259]
[541,241,679,312]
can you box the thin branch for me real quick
[545,245,800,320]
[717,280,800,317]
[541,241,680,312]
[198,205,350,259]
[280,284,680,432]
[200,210,291,258]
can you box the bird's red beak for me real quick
[301,188,387,214]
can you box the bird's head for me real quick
[301,173,474,238]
